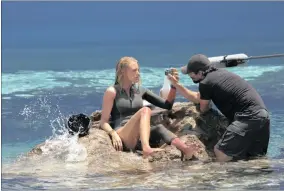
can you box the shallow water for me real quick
[2,66,284,190]
[2,65,284,190]
[2,156,284,190]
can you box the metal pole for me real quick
[247,53,284,60]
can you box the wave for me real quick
[2,65,283,98]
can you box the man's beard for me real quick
[192,79,202,84]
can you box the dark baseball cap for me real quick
[181,54,211,74]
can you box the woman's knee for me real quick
[140,107,151,117]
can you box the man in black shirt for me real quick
[168,54,270,162]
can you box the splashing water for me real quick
[18,96,56,130]
[19,96,55,119]
[17,96,89,163]
[40,115,88,163]
[19,105,35,120]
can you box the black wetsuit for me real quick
[109,84,176,148]
[199,68,270,160]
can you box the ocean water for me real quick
[1,1,284,190]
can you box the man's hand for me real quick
[167,70,201,104]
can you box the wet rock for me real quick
[28,102,229,163]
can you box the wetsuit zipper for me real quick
[129,90,133,108]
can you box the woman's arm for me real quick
[142,87,176,110]
[142,68,179,110]
[100,86,117,135]
[100,86,123,151]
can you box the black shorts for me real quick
[215,109,270,160]
[122,124,176,152]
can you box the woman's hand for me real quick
[171,68,179,81]
[167,68,179,86]
[110,131,123,151]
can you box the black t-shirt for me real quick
[199,68,267,122]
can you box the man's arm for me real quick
[167,72,200,103]
[175,82,211,113]
[199,99,211,113]
[174,82,200,104]
[167,72,212,112]
[198,82,213,114]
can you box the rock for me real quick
[27,102,229,163]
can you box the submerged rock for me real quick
[28,102,229,163]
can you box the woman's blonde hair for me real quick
[114,56,141,86]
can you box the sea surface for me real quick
[1,2,284,190]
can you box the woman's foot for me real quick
[181,144,198,161]
[171,138,199,161]
[142,147,164,158]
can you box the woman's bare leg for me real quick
[116,112,141,149]
[139,107,152,155]
[116,107,159,156]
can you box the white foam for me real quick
[2,71,72,95]
[38,113,88,163]
[2,66,283,97]
[227,65,283,81]
[2,97,11,100]
[14,94,35,98]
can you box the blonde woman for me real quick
[100,56,196,159]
